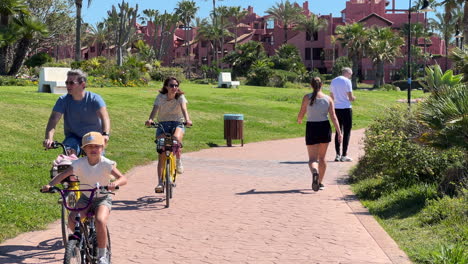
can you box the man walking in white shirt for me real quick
[330,67,356,162]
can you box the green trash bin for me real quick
[224,114,244,147]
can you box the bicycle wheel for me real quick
[61,191,77,246]
[165,159,171,208]
[64,239,81,264]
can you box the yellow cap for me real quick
[82,132,104,147]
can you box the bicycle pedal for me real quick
[154,187,164,193]
[57,198,63,204]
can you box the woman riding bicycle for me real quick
[42,132,127,264]
[145,77,192,193]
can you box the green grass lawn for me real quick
[0,83,426,243]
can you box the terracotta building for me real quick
[56,0,447,83]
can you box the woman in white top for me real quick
[145,77,192,193]
[297,77,342,191]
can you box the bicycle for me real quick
[41,184,117,264]
[47,141,80,246]
[149,122,184,208]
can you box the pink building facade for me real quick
[49,0,447,83]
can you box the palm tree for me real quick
[87,22,108,56]
[70,0,93,61]
[428,12,456,71]
[196,17,220,65]
[223,41,267,78]
[439,0,467,45]
[175,0,198,78]
[335,22,367,89]
[295,13,328,70]
[367,26,404,88]
[8,15,48,76]
[266,0,303,44]
[214,5,234,66]
[0,0,29,75]
[227,6,247,50]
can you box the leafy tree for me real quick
[439,0,467,45]
[421,64,463,93]
[332,56,352,78]
[266,0,303,44]
[197,17,221,66]
[214,6,234,67]
[86,22,108,56]
[223,41,267,78]
[247,58,274,86]
[367,26,404,88]
[335,22,367,89]
[295,13,328,70]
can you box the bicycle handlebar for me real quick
[40,185,119,193]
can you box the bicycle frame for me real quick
[43,185,114,264]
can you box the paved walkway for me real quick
[0,129,411,264]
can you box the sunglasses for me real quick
[65,81,80,85]
[168,84,179,88]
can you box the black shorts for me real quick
[306,121,331,145]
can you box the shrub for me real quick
[0,76,34,86]
[246,59,273,86]
[418,193,468,225]
[380,84,400,91]
[43,59,73,68]
[332,56,352,78]
[150,67,185,82]
[430,243,468,264]
[24,52,52,68]
[392,79,425,91]
[351,105,465,192]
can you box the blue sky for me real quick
[82,0,441,26]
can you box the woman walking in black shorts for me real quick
[297,77,342,191]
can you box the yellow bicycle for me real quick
[150,122,183,208]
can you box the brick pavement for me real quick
[0,129,411,264]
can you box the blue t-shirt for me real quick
[53,91,106,138]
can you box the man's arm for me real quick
[347,92,356,102]
[97,106,110,143]
[43,111,62,148]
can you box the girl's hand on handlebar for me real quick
[107,182,119,191]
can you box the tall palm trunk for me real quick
[75,1,83,61]
[8,38,31,76]
[464,3,468,45]
[351,54,359,89]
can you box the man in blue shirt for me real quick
[43,69,110,156]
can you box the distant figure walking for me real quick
[330,67,356,162]
[297,77,342,191]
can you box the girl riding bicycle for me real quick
[145,77,192,193]
[42,132,127,264]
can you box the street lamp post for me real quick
[407,0,433,106]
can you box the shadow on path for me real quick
[236,188,313,195]
[112,196,165,211]
[0,238,62,264]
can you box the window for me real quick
[254,23,259,29]
[305,48,311,60]
[312,48,322,60]
[313,32,318,41]
[201,41,207,48]
[306,32,311,41]
[90,46,95,53]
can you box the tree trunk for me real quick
[0,47,9,75]
[75,2,82,61]
[8,38,31,76]
[351,54,358,89]
[464,2,468,46]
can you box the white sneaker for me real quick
[98,256,109,264]
[340,156,353,162]
[334,155,341,162]
[176,159,184,174]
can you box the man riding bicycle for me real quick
[43,69,110,155]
